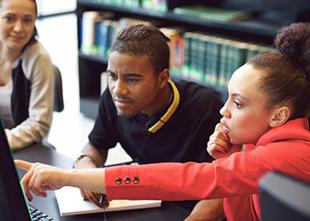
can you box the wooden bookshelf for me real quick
[76,0,310,119]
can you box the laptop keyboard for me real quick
[29,205,54,221]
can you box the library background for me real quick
[75,0,310,119]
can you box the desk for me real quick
[14,144,191,221]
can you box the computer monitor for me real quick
[0,120,32,220]
[259,171,310,221]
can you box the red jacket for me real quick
[105,118,310,221]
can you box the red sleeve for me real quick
[105,155,260,201]
[105,141,310,201]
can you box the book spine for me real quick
[182,32,192,78]
[169,35,184,77]
[81,11,99,55]
[196,34,206,82]
[205,37,220,86]
[189,33,201,81]
[123,0,140,8]
[218,42,229,88]
[97,21,108,58]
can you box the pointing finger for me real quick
[14,160,33,171]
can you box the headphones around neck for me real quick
[148,80,180,133]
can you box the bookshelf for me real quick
[76,0,310,119]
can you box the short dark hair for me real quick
[248,22,310,119]
[111,24,170,75]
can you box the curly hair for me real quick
[111,24,170,75]
[248,22,310,119]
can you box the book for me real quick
[123,0,140,8]
[194,33,208,82]
[141,0,168,12]
[187,32,205,82]
[97,19,118,59]
[182,32,196,78]
[173,6,251,22]
[81,11,114,55]
[204,35,221,86]
[96,19,109,58]
[218,39,230,88]
[160,27,184,77]
[81,11,100,55]
[55,186,162,216]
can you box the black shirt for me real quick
[89,79,223,164]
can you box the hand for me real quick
[15,160,69,201]
[73,157,106,208]
[207,123,242,159]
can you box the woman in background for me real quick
[0,0,53,150]
[16,22,310,221]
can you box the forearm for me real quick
[185,199,225,221]
[67,168,107,194]
[6,117,51,151]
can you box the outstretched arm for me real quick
[17,151,268,203]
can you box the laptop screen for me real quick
[0,120,32,220]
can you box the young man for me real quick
[74,24,223,214]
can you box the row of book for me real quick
[173,6,251,22]
[81,11,275,88]
[84,1,253,18]
[81,11,153,59]
[85,0,168,12]
[164,29,275,88]
[81,11,116,58]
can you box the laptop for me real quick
[0,120,54,221]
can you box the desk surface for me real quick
[14,144,190,221]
